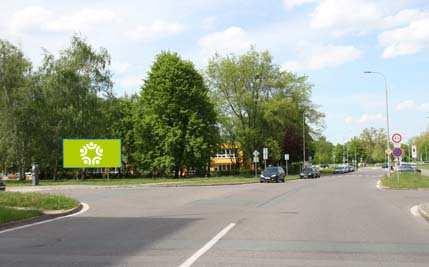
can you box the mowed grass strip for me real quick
[0,206,42,224]
[0,192,78,210]
[381,172,429,189]
[5,175,298,187]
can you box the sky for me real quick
[1,0,428,143]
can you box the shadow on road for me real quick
[0,216,199,266]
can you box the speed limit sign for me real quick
[391,133,402,144]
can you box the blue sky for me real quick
[1,0,428,143]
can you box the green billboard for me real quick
[63,139,121,168]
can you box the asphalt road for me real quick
[1,168,429,266]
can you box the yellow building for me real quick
[210,144,242,172]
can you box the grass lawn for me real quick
[0,192,78,210]
[381,172,429,189]
[4,175,299,187]
[0,206,42,224]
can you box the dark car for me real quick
[0,179,5,191]
[260,166,285,183]
[300,167,320,179]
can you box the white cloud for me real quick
[283,44,362,71]
[357,113,384,124]
[344,113,385,125]
[125,20,185,42]
[310,0,382,35]
[379,16,429,58]
[9,6,119,35]
[283,0,318,10]
[396,100,429,112]
[112,62,131,75]
[119,75,143,89]
[10,6,52,34]
[44,9,118,33]
[198,26,252,57]
[344,116,354,124]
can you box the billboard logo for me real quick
[80,142,103,165]
[63,139,121,168]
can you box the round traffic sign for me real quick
[392,133,402,143]
[392,147,402,157]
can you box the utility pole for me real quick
[303,112,306,169]
[364,71,391,176]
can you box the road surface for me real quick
[1,168,428,266]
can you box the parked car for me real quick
[0,179,5,191]
[300,166,320,179]
[397,164,421,173]
[260,166,285,183]
[333,165,348,174]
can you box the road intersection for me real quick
[1,168,428,266]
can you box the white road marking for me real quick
[0,202,90,235]
[179,222,236,267]
[410,205,421,217]
[376,180,384,191]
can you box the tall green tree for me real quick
[34,36,113,178]
[206,48,323,165]
[134,52,219,177]
[0,39,33,178]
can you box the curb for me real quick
[0,202,89,234]
[418,204,429,222]
[7,181,264,191]
[376,179,429,191]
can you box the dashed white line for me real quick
[0,202,90,235]
[179,222,236,267]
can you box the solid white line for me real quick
[0,202,90,235]
[179,222,236,267]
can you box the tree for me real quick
[0,39,33,178]
[207,48,323,165]
[134,52,219,177]
[313,137,334,164]
[33,35,113,178]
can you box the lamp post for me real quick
[364,71,391,176]
[302,111,307,171]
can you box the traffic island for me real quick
[419,203,429,222]
[0,192,80,231]
[380,172,429,189]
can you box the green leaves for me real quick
[206,48,324,164]
[134,52,219,177]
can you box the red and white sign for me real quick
[391,133,402,144]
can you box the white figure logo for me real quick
[80,142,103,165]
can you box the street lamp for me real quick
[364,71,391,176]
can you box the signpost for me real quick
[391,133,402,144]
[263,147,268,168]
[412,144,417,160]
[253,150,260,178]
[284,153,289,176]
[391,133,403,183]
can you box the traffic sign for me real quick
[385,148,392,155]
[263,147,268,160]
[253,150,260,157]
[391,133,402,144]
[412,144,417,159]
[392,147,402,157]
[253,156,259,163]
[284,154,289,161]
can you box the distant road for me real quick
[1,168,428,266]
